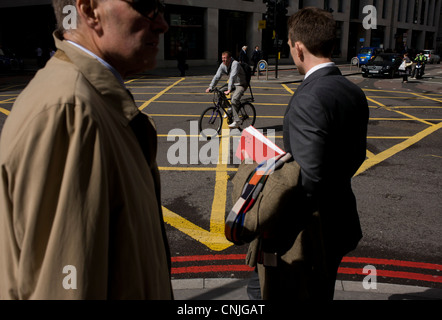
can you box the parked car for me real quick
[423,50,441,64]
[357,47,384,65]
[361,53,403,78]
[0,48,24,71]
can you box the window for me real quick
[338,0,344,12]
[397,0,402,21]
[350,1,360,19]
[164,6,205,60]
[413,0,419,23]
[324,0,330,11]
[360,48,374,54]
[420,0,426,24]
[382,0,388,19]
[433,0,439,26]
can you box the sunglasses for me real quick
[122,0,165,21]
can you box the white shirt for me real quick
[66,40,125,87]
[304,62,335,80]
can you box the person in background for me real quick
[205,51,248,129]
[177,46,187,77]
[400,52,412,83]
[239,45,250,65]
[411,51,427,79]
[251,46,263,76]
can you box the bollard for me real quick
[257,60,268,80]
[350,57,360,72]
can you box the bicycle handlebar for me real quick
[209,84,229,93]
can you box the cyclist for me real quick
[205,51,248,128]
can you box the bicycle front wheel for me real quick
[199,106,223,139]
[238,102,256,129]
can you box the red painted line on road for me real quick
[172,265,254,274]
[338,267,442,283]
[172,264,441,284]
[342,257,442,271]
[172,255,442,272]
[171,255,441,284]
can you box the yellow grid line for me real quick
[0,107,10,116]
[366,97,436,126]
[138,78,185,110]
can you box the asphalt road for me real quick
[0,63,441,290]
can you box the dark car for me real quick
[0,48,24,71]
[361,53,402,78]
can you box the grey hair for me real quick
[52,0,79,37]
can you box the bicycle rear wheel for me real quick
[199,106,223,139]
[238,102,256,129]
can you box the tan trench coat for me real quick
[0,35,172,299]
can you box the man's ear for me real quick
[77,0,101,31]
[295,42,304,62]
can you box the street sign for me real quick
[259,61,266,71]
[257,60,268,80]
[258,20,266,30]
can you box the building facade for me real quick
[0,0,440,68]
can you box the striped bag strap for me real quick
[225,153,291,244]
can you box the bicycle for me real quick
[199,84,256,139]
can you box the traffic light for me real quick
[276,0,289,17]
[275,0,289,34]
[264,0,289,32]
[264,0,276,29]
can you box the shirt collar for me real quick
[66,40,125,87]
[54,34,139,125]
[304,62,335,80]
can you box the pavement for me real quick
[145,61,363,83]
[171,278,442,300]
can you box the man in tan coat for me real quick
[0,0,172,299]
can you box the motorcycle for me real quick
[414,62,424,79]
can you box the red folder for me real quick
[235,126,285,163]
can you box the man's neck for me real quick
[304,61,335,79]
[64,32,125,86]
[64,31,103,60]
[303,56,333,74]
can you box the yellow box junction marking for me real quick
[162,121,233,251]
[138,78,185,110]
[147,80,442,251]
[0,107,10,116]
[409,92,442,104]
[366,97,435,126]
[356,121,442,176]
[280,85,442,181]
[2,76,442,252]
[0,96,16,115]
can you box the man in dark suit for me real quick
[239,46,250,65]
[275,7,369,300]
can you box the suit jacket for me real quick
[239,49,250,64]
[283,66,369,256]
[0,34,172,299]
